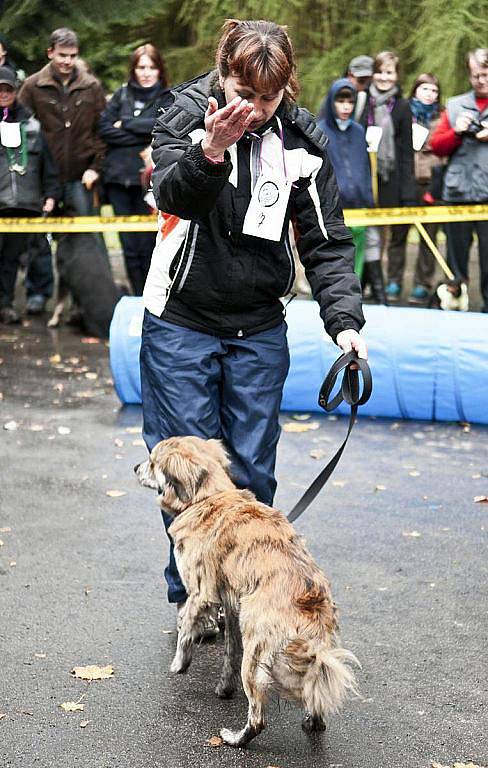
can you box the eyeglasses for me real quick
[470,72,488,82]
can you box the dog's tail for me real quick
[273,638,360,719]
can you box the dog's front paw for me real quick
[170,648,191,674]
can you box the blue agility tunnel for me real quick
[109,297,488,424]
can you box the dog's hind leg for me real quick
[220,645,269,747]
[215,605,242,699]
[170,593,209,674]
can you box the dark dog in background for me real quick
[136,436,359,748]
[48,233,123,337]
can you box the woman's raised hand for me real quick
[201,97,255,161]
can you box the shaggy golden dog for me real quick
[135,435,359,747]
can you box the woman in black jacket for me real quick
[99,44,172,294]
[140,20,367,635]
[360,51,416,302]
[0,67,59,323]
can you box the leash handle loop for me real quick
[287,350,372,524]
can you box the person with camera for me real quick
[431,48,488,312]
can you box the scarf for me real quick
[409,98,437,127]
[369,83,398,182]
[128,79,163,105]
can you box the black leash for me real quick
[287,350,372,523]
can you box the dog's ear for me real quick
[163,449,208,503]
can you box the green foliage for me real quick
[0,0,486,107]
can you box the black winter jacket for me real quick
[359,92,416,206]
[0,102,60,213]
[99,81,172,186]
[146,72,364,341]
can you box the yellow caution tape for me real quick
[0,205,486,232]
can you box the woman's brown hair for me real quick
[215,19,299,103]
[373,50,400,75]
[409,72,441,104]
[129,43,169,87]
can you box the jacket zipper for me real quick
[283,233,296,296]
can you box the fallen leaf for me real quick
[332,480,346,487]
[0,540,4,547]
[0,527,11,533]
[21,710,33,716]
[3,421,18,431]
[409,471,421,477]
[106,490,127,498]
[205,735,223,747]
[57,426,71,435]
[29,424,44,432]
[114,438,124,448]
[0,713,6,720]
[34,653,47,659]
[80,337,100,344]
[472,473,481,479]
[71,664,113,680]
[79,719,90,728]
[85,372,98,380]
[291,413,311,421]
[49,354,61,364]
[474,496,488,503]
[283,421,320,433]
[125,426,142,434]
[162,629,173,635]
[9,561,16,567]
[375,485,387,491]
[53,383,64,392]
[402,530,422,538]
[84,586,92,596]
[59,701,85,713]
[132,439,145,447]
[309,448,326,460]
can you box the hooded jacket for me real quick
[18,62,106,183]
[317,78,373,208]
[144,72,364,342]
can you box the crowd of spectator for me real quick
[0,27,487,326]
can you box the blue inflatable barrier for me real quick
[109,297,488,424]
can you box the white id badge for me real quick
[412,123,429,151]
[242,173,292,241]
[0,121,21,148]
[365,125,383,153]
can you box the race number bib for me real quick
[0,121,21,148]
[242,172,292,242]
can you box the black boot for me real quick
[367,260,388,305]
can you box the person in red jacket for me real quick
[430,49,488,312]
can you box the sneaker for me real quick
[408,285,429,304]
[0,306,21,324]
[385,282,401,301]
[176,601,219,640]
[25,294,46,315]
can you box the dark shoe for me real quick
[25,294,46,315]
[0,306,21,324]
[369,261,389,305]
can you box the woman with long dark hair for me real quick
[99,44,172,294]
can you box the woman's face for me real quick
[134,54,160,88]
[0,84,16,109]
[373,63,398,92]
[415,82,439,106]
[221,74,284,131]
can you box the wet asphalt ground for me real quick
[0,248,487,768]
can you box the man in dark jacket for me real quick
[18,28,109,317]
[0,67,60,323]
